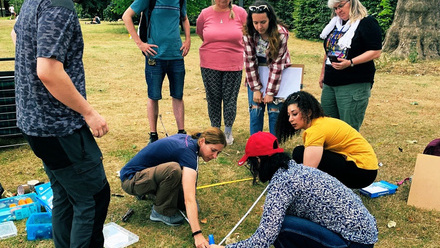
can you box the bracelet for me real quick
[192,230,202,237]
[350,59,354,67]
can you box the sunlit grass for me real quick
[1,20,440,247]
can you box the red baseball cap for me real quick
[238,132,284,166]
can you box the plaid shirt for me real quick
[243,25,291,96]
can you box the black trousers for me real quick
[292,146,377,188]
[23,125,110,248]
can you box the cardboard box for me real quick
[407,154,440,211]
[26,212,53,241]
[0,193,41,222]
[360,180,398,198]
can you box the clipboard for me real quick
[258,64,304,98]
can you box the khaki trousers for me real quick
[121,162,184,216]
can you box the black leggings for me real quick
[292,146,377,189]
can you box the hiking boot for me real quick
[225,131,234,145]
[150,208,184,226]
[148,132,158,144]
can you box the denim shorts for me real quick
[145,58,185,100]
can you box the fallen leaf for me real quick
[387,220,396,228]
[200,218,207,224]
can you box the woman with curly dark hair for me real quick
[275,91,377,188]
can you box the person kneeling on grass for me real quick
[210,132,378,248]
[275,91,378,189]
[120,127,226,248]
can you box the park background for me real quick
[1,0,440,247]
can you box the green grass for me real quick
[1,20,440,247]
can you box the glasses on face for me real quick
[333,0,350,11]
[249,5,268,12]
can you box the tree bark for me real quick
[0,0,5,17]
[382,0,440,60]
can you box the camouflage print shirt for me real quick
[14,0,86,137]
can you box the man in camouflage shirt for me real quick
[13,0,110,247]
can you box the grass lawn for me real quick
[1,19,440,248]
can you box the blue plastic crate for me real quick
[26,212,53,241]
[34,182,53,213]
[0,193,41,222]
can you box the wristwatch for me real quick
[350,59,354,67]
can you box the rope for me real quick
[218,184,269,245]
[197,178,253,190]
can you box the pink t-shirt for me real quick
[196,5,247,71]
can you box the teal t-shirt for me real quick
[131,0,186,60]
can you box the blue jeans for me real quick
[274,216,374,248]
[145,58,185,100]
[248,86,282,135]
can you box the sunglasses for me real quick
[286,93,300,102]
[249,5,268,12]
[333,0,350,11]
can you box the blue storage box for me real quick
[35,182,53,213]
[0,193,41,222]
[360,180,398,198]
[26,212,53,241]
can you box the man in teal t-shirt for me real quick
[122,0,191,144]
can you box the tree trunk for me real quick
[382,0,440,60]
[0,0,5,17]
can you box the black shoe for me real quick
[136,195,146,200]
[178,130,187,134]
[149,132,158,144]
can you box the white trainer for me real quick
[225,131,234,145]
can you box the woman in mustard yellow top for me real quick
[275,91,377,188]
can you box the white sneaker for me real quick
[225,131,234,145]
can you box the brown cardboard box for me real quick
[407,154,440,211]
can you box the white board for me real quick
[258,64,304,99]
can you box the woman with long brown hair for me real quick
[243,0,291,136]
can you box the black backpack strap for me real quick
[139,0,156,43]
[179,0,185,31]
[147,0,157,38]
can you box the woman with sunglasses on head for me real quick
[275,91,378,189]
[210,132,378,248]
[196,0,247,145]
[319,0,382,131]
[243,0,291,136]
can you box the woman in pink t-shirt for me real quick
[196,0,247,145]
